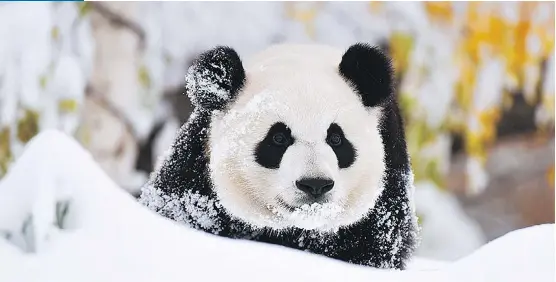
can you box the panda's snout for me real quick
[295,178,334,198]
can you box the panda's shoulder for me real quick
[378,98,410,171]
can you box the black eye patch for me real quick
[327,123,356,168]
[254,122,294,169]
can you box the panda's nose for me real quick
[296,178,334,198]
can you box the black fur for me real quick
[186,46,246,111]
[254,122,294,169]
[339,43,394,108]
[326,123,356,169]
[141,44,417,269]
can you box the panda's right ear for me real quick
[185,46,246,111]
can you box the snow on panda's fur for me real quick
[140,43,418,269]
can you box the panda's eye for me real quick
[327,133,342,147]
[272,132,288,146]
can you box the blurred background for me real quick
[0,2,553,262]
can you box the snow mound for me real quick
[0,130,553,282]
[415,182,486,260]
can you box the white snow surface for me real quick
[414,182,486,260]
[0,130,554,282]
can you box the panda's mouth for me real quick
[275,196,330,212]
[276,197,297,212]
[270,196,346,230]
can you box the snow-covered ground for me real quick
[0,131,553,282]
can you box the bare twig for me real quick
[85,84,138,140]
[89,2,146,51]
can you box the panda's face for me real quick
[208,45,387,232]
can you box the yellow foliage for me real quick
[424,2,453,24]
[501,90,514,110]
[51,26,59,41]
[487,16,510,55]
[138,65,151,89]
[425,159,444,189]
[75,124,91,147]
[539,3,555,58]
[0,127,12,176]
[39,74,48,90]
[17,109,40,144]
[510,20,530,86]
[389,32,414,74]
[448,3,554,189]
[548,164,555,188]
[464,132,487,163]
[397,92,417,117]
[77,2,92,17]
[540,29,555,59]
[368,1,383,14]
[409,120,438,149]
[454,57,476,113]
[542,94,555,117]
[58,99,79,114]
[444,114,466,134]
[284,2,323,38]
[464,108,501,163]
[411,156,445,189]
[478,107,501,143]
[401,93,445,188]
[462,2,489,63]
[416,213,423,226]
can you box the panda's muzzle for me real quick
[295,178,334,198]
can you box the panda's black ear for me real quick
[339,43,394,108]
[185,46,246,111]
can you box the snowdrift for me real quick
[0,130,553,282]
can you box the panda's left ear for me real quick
[186,46,246,111]
[339,43,394,108]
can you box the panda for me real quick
[140,43,418,269]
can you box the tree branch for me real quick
[89,2,146,51]
[85,84,138,140]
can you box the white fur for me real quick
[208,44,386,232]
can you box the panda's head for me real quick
[186,43,395,233]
